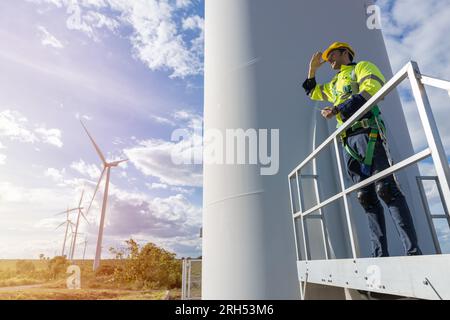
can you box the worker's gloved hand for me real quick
[321,106,337,119]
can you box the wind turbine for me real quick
[80,120,128,271]
[82,237,88,261]
[55,207,76,257]
[69,190,88,261]
[68,224,76,261]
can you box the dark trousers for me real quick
[343,132,422,257]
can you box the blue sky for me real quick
[0,0,449,259]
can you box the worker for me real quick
[302,42,422,257]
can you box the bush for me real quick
[95,264,115,276]
[47,256,69,280]
[110,239,181,290]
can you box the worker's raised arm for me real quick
[302,52,334,102]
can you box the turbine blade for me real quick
[78,189,85,208]
[55,221,66,230]
[55,208,78,216]
[80,120,106,165]
[54,210,68,216]
[117,159,129,164]
[110,158,129,167]
[80,209,89,224]
[86,167,106,216]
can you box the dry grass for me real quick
[0,260,180,300]
[0,287,170,300]
[0,260,48,272]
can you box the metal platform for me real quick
[298,255,450,300]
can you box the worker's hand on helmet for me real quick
[309,52,326,72]
[321,106,337,119]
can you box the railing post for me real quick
[416,177,442,254]
[408,62,450,220]
[187,258,192,300]
[333,137,358,259]
[181,258,186,300]
[312,160,331,259]
[288,176,301,262]
[296,172,310,261]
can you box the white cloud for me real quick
[27,0,204,78]
[124,109,203,187]
[148,182,169,190]
[70,159,101,180]
[37,25,64,49]
[176,0,191,9]
[104,192,202,238]
[0,109,38,143]
[0,154,6,165]
[0,109,64,148]
[45,167,64,181]
[35,127,63,148]
[149,114,176,126]
[124,138,202,187]
[182,15,204,55]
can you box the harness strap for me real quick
[343,106,385,173]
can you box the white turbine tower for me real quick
[80,120,128,271]
[69,190,88,261]
[55,208,76,257]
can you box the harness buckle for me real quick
[360,118,370,129]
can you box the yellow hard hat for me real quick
[322,42,355,61]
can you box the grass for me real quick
[0,287,172,300]
[0,260,48,272]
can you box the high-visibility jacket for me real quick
[307,61,386,127]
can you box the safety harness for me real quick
[340,67,387,176]
[343,106,386,175]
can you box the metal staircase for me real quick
[288,61,450,300]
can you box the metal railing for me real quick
[416,176,450,254]
[181,258,202,300]
[288,61,450,266]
